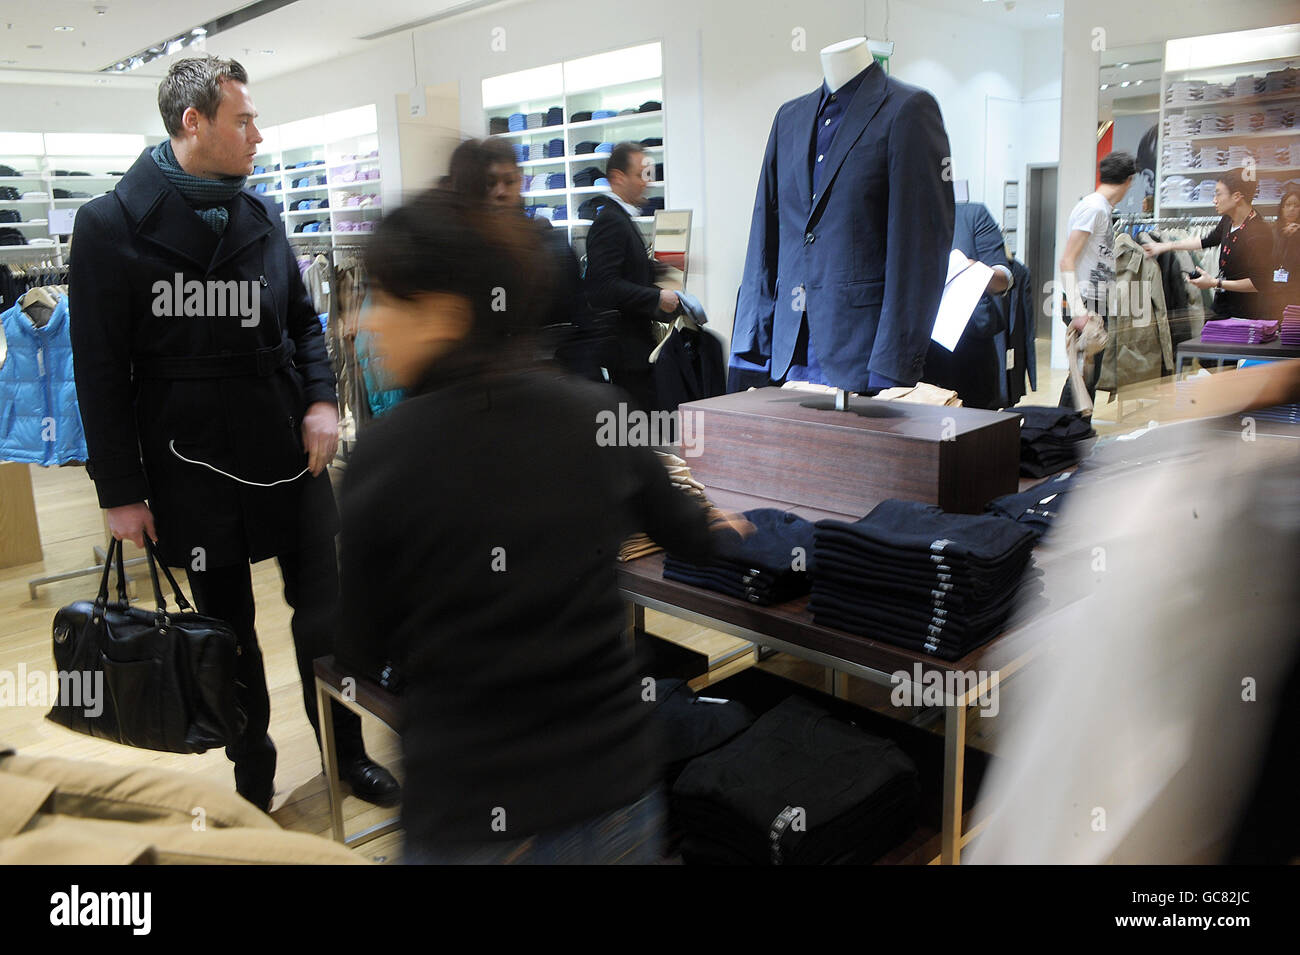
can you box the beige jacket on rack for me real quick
[1097,232,1174,393]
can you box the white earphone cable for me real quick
[169,439,309,487]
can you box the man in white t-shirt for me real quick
[1059,151,1137,408]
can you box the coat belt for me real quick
[132,340,293,380]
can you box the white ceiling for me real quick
[904,0,1065,31]
[0,0,506,81]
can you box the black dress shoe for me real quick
[341,756,401,807]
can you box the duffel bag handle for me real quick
[142,538,195,620]
[92,537,129,623]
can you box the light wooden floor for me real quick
[0,343,1171,863]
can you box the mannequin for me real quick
[821,37,878,411]
[821,36,874,93]
[728,34,955,401]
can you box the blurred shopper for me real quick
[448,137,588,341]
[336,189,749,864]
[968,361,1300,864]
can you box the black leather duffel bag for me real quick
[47,538,246,753]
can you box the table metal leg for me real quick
[940,700,968,865]
[623,601,645,646]
[316,680,346,843]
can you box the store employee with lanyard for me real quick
[1143,167,1275,321]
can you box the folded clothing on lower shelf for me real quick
[810,499,1039,660]
[671,694,920,865]
[1015,405,1096,478]
[984,469,1077,540]
[663,508,816,605]
[1200,317,1279,344]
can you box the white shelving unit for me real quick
[1157,39,1300,217]
[0,131,143,247]
[245,104,383,246]
[483,42,666,258]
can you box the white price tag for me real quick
[1274,268,1289,284]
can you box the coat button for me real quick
[804,232,815,245]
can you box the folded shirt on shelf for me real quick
[662,508,816,606]
[670,694,920,865]
[809,499,1040,660]
[1015,405,1095,478]
[1200,317,1279,343]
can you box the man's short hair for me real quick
[158,55,249,138]
[1218,167,1258,203]
[1098,151,1137,185]
[607,142,645,179]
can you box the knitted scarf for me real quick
[151,140,246,234]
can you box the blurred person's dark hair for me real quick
[607,141,644,179]
[448,137,517,199]
[365,187,550,359]
[1098,150,1136,185]
[1277,186,1300,222]
[1219,167,1257,203]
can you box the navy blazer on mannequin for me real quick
[730,62,955,391]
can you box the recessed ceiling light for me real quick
[1046,11,1061,18]
[26,44,42,49]
[54,25,75,32]
[1100,83,1109,90]
[192,27,207,36]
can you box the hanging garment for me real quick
[730,61,954,392]
[0,295,87,465]
[1005,257,1038,402]
[921,201,1010,409]
[651,322,726,414]
[1096,232,1173,394]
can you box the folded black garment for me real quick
[809,606,1001,660]
[813,538,1034,586]
[662,564,806,606]
[663,558,784,592]
[640,137,663,147]
[1016,405,1092,435]
[986,471,1076,534]
[814,500,1037,565]
[639,100,662,112]
[704,508,817,575]
[574,140,599,154]
[570,110,593,123]
[671,695,919,864]
[572,165,604,187]
[488,116,509,134]
[813,564,1042,615]
[810,580,1027,634]
[650,677,754,785]
[576,196,608,222]
[0,164,16,177]
[812,533,1035,581]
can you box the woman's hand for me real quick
[1283,222,1299,237]
[707,507,755,539]
[1189,271,1217,291]
[1142,240,1166,259]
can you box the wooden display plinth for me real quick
[680,387,1020,518]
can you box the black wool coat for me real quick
[68,147,338,568]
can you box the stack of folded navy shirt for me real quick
[664,508,815,605]
[1016,405,1095,478]
[671,695,920,865]
[984,469,1075,540]
[810,500,1038,660]
[648,678,755,787]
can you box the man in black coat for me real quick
[583,142,678,409]
[68,55,397,810]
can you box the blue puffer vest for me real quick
[0,296,88,465]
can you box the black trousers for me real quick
[186,540,366,803]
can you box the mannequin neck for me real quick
[820,37,874,92]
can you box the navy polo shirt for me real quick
[811,65,869,200]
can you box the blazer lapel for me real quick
[208,193,273,274]
[805,63,889,227]
[786,89,821,220]
[115,149,218,273]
